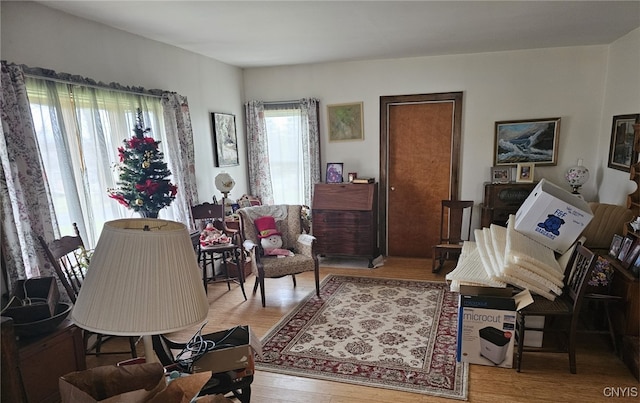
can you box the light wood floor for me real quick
[87,257,639,402]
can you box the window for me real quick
[245,98,319,206]
[26,77,175,247]
[264,107,305,204]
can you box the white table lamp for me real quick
[71,218,209,362]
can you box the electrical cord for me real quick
[174,323,244,372]
[175,322,215,371]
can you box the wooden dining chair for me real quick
[431,200,474,273]
[38,224,137,357]
[515,244,598,374]
[191,202,247,300]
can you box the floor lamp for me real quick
[71,218,209,363]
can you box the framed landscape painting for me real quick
[327,102,364,142]
[608,114,640,172]
[494,117,560,166]
[211,112,239,167]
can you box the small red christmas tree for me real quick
[108,109,177,217]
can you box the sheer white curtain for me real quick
[245,98,320,206]
[26,78,181,247]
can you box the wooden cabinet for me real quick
[605,258,639,336]
[312,183,378,266]
[1,318,86,403]
[481,182,537,228]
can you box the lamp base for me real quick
[143,334,159,364]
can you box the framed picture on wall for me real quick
[608,114,640,173]
[326,162,344,183]
[494,117,560,166]
[327,102,364,142]
[211,112,239,167]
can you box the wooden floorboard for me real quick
[86,257,639,402]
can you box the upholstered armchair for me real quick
[237,204,320,307]
[582,202,634,255]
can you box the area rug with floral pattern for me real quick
[256,275,468,400]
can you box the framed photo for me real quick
[608,114,640,172]
[327,102,364,142]
[211,112,239,167]
[491,166,511,184]
[347,172,357,183]
[631,253,640,278]
[238,199,252,209]
[617,234,635,262]
[494,117,560,166]
[623,239,640,269]
[515,163,535,183]
[609,234,624,258]
[326,162,344,183]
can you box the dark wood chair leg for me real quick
[516,315,525,372]
[568,324,577,374]
[603,302,617,354]
[259,275,266,307]
[129,336,137,358]
[291,274,297,287]
[233,249,247,301]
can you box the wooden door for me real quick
[379,93,463,257]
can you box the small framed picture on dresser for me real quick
[515,163,535,183]
[326,162,344,183]
[491,166,511,184]
[609,234,624,258]
[622,239,640,269]
[616,234,636,262]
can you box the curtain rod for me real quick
[16,63,165,99]
[262,100,300,105]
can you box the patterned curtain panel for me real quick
[245,100,274,205]
[300,98,321,206]
[162,93,198,229]
[0,61,57,290]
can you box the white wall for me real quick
[3,2,638,211]
[244,47,612,204]
[598,28,640,205]
[1,1,249,203]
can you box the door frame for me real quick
[379,92,464,256]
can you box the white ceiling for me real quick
[37,1,640,68]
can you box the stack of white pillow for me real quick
[447,215,579,301]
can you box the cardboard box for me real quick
[3,277,59,323]
[514,179,593,253]
[516,315,544,348]
[191,325,262,374]
[457,285,532,368]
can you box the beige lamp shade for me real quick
[72,218,209,336]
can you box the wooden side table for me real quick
[1,318,85,403]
